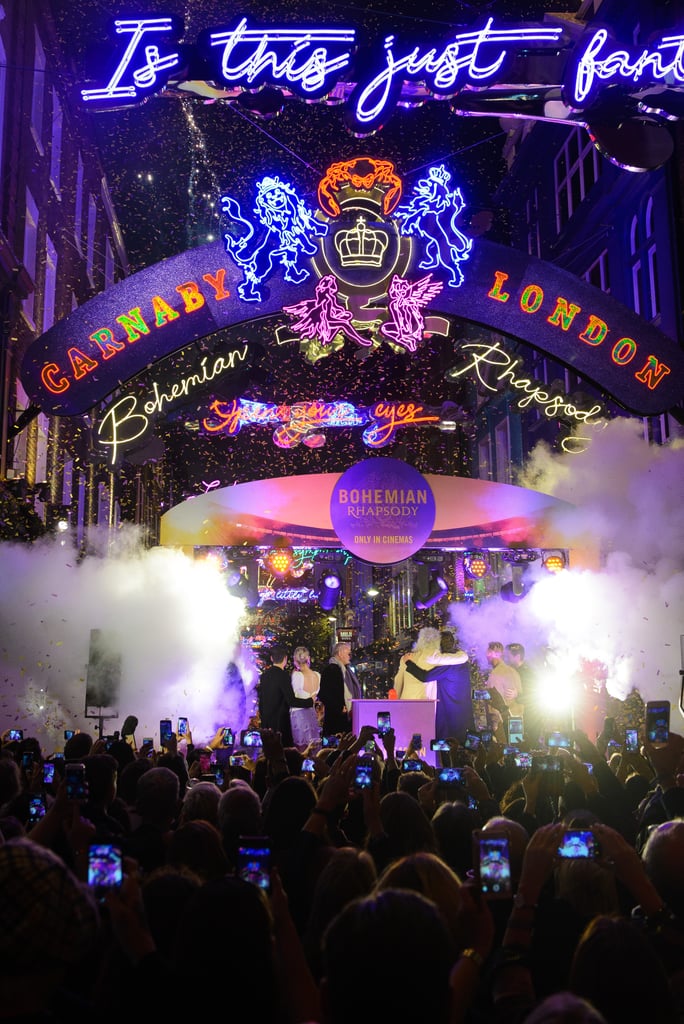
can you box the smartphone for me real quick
[515,751,533,769]
[377,711,391,736]
[201,773,218,784]
[88,843,123,893]
[28,794,47,824]
[603,716,616,739]
[411,733,423,749]
[221,727,234,747]
[229,755,243,767]
[43,762,56,785]
[322,735,340,748]
[103,735,115,750]
[364,739,378,754]
[472,688,491,700]
[160,719,173,746]
[479,730,493,746]
[645,701,670,746]
[65,762,88,800]
[142,737,154,747]
[177,717,189,738]
[557,829,599,859]
[437,766,464,786]
[242,730,262,748]
[464,731,482,751]
[508,716,524,745]
[237,838,271,892]
[624,728,639,753]
[547,731,571,749]
[401,759,423,772]
[503,745,519,756]
[476,833,513,898]
[8,729,23,741]
[354,759,373,790]
[21,752,34,771]
[302,758,316,772]
[64,729,74,741]
[532,754,562,773]
[431,738,451,751]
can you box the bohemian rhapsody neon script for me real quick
[79,15,684,138]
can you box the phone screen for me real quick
[431,738,450,751]
[221,727,234,747]
[88,844,123,891]
[238,839,271,892]
[377,712,391,736]
[558,829,599,859]
[177,717,189,737]
[624,728,639,752]
[65,763,88,800]
[464,731,481,750]
[646,701,670,746]
[477,835,512,897]
[411,733,422,749]
[160,719,173,746]
[437,767,464,786]
[508,716,524,745]
[354,759,374,789]
[8,729,23,741]
[28,794,46,823]
[547,731,571,749]
[43,762,55,785]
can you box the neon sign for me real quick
[77,14,684,167]
[202,397,441,450]
[446,340,607,453]
[396,165,472,288]
[221,176,328,302]
[96,344,249,464]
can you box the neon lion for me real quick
[221,176,328,302]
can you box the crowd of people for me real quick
[1,637,684,1023]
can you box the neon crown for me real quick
[334,216,389,267]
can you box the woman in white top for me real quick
[290,646,321,748]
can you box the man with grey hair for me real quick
[319,642,361,736]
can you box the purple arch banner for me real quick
[20,237,683,417]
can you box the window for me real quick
[50,87,63,197]
[630,197,659,321]
[554,127,601,231]
[74,152,84,253]
[30,28,46,155]
[525,187,541,258]
[43,233,58,330]
[584,250,610,294]
[86,193,97,286]
[0,35,7,177]
[22,189,39,327]
[494,419,512,484]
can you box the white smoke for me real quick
[0,527,255,754]
[448,417,684,727]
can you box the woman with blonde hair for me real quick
[290,646,321,749]
[394,626,468,701]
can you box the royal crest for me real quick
[396,164,472,287]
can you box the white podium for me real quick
[351,699,438,767]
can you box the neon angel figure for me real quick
[380,274,444,352]
[283,274,371,347]
[221,176,328,302]
[396,164,472,287]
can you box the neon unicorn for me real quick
[396,164,472,287]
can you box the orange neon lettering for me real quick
[176,281,205,313]
[202,399,241,435]
[579,315,608,346]
[116,307,150,342]
[151,295,180,327]
[611,338,637,365]
[202,269,231,301]
[67,347,98,380]
[547,297,581,330]
[520,284,543,313]
[41,363,69,394]
[90,327,125,359]
[488,271,510,302]
[635,355,671,390]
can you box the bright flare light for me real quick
[536,671,576,712]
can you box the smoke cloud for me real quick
[448,417,684,725]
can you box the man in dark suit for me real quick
[318,642,362,737]
[257,645,312,747]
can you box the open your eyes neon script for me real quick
[79,14,684,141]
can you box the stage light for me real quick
[543,551,567,574]
[463,550,488,579]
[319,570,342,611]
[413,566,448,609]
[264,546,294,577]
[367,585,379,597]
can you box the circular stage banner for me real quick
[330,458,436,564]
